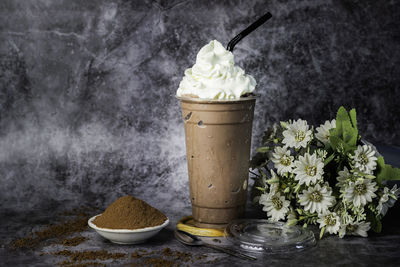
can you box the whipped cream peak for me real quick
[177,40,256,100]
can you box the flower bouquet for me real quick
[250,107,400,238]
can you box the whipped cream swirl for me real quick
[176,40,256,100]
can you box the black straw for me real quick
[226,12,272,52]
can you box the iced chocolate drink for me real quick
[177,40,256,228]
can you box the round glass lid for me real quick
[225,219,316,253]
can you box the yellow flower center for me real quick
[359,153,369,165]
[295,130,306,142]
[309,191,322,202]
[271,195,283,210]
[346,224,358,232]
[324,214,337,226]
[354,183,367,195]
[305,165,317,176]
[280,155,292,166]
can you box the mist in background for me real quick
[0,0,399,212]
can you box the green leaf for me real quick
[283,187,290,193]
[376,156,386,184]
[329,135,343,152]
[256,147,270,153]
[267,178,280,184]
[294,183,301,193]
[371,219,382,233]
[383,165,400,181]
[367,212,382,233]
[342,121,353,143]
[280,121,289,129]
[349,108,357,129]
[296,209,303,215]
[335,106,349,136]
[324,153,335,166]
[376,156,400,183]
[320,226,326,239]
[342,122,358,148]
[330,106,358,154]
[375,220,382,233]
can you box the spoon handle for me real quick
[204,243,257,261]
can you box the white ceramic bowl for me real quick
[88,214,169,245]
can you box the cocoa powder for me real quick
[130,248,207,267]
[60,236,87,247]
[10,213,89,249]
[93,196,167,229]
[50,247,208,266]
[58,260,106,267]
[53,249,126,261]
[161,248,192,262]
[140,257,177,267]
[54,248,204,267]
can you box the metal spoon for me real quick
[174,230,257,261]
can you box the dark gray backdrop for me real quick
[0,0,399,212]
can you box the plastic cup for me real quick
[179,96,256,228]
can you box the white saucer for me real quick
[88,214,169,245]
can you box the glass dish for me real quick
[225,219,316,253]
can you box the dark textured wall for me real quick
[0,0,399,211]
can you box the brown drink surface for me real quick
[93,196,167,229]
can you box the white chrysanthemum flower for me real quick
[344,179,377,207]
[315,119,336,146]
[271,146,294,175]
[317,212,341,234]
[350,145,378,174]
[377,185,399,216]
[294,153,324,186]
[282,119,312,149]
[336,166,351,189]
[299,184,335,214]
[338,220,370,238]
[259,192,290,222]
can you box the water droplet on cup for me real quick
[243,180,248,190]
[231,187,240,194]
[184,112,192,122]
[197,120,206,128]
[240,114,250,123]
